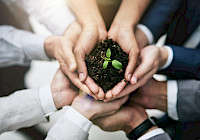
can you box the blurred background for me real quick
[0,0,167,139]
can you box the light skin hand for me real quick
[71,94,129,120]
[93,104,157,133]
[44,21,100,99]
[105,45,168,100]
[67,0,107,99]
[51,69,78,109]
[106,0,152,98]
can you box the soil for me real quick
[86,39,129,92]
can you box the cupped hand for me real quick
[105,45,168,100]
[105,25,139,99]
[51,69,78,109]
[45,21,99,99]
[73,24,107,99]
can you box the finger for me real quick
[125,47,139,82]
[130,60,153,85]
[97,87,105,100]
[106,70,156,101]
[105,90,113,100]
[85,76,99,94]
[74,29,98,82]
[74,47,87,82]
[61,41,77,72]
[60,64,93,96]
[111,79,127,97]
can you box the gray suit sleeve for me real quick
[0,88,47,133]
[177,80,200,121]
[148,133,171,140]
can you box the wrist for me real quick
[125,109,148,133]
[159,47,168,68]
[126,117,158,140]
[135,28,149,50]
[155,81,167,112]
[44,36,58,59]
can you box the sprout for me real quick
[101,48,122,70]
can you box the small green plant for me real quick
[101,48,122,70]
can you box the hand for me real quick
[129,78,167,112]
[44,22,100,99]
[105,45,168,100]
[131,45,168,88]
[51,69,78,109]
[71,94,128,120]
[66,0,107,99]
[93,105,149,133]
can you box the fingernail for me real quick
[131,76,137,84]
[128,74,132,81]
[79,73,84,81]
[69,63,76,72]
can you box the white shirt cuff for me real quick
[138,128,165,140]
[39,84,57,116]
[137,24,154,44]
[160,46,174,69]
[22,34,51,61]
[64,106,92,132]
[167,80,179,120]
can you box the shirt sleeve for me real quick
[160,46,174,70]
[167,80,179,120]
[0,88,47,134]
[45,106,92,140]
[138,128,165,140]
[137,24,154,44]
[4,0,75,35]
[0,25,50,67]
[39,84,57,117]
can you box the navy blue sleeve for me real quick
[140,0,183,42]
[158,45,200,79]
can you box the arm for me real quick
[45,94,128,140]
[0,25,49,67]
[140,0,183,42]
[0,69,78,134]
[3,0,75,35]
[177,80,200,121]
[93,105,170,140]
[104,0,152,98]
[158,45,200,79]
[0,88,47,133]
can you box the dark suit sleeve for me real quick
[140,0,183,42]
[177,80,200,122]
[158,45,200,79]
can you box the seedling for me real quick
[101,48,122,69]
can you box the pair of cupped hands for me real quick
[45,19,167,102]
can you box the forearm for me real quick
[112,0,152,27]
[0,88,47,134]
[67,0,104,27]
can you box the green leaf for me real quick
[106,48,111,58]
[103,61,109,69]
[112,60,122,69]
